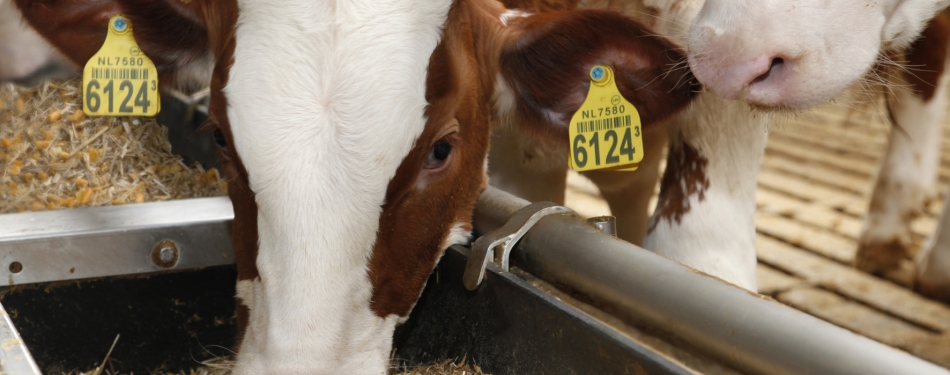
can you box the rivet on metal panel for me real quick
[8,262,22,274]
[463,201,575,290]
[151,239,179,268]
[586,216,617,237]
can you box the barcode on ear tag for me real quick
[568,65,643,172]
[82,15,160,117]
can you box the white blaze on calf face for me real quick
[687,0,950,107]
[225,0,451,373]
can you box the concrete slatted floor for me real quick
[563,102,950,368]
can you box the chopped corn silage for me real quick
[0,79,226,214]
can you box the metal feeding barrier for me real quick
[0,93,237,373]
[0,92,947,373]
[2,188,949,374]
[457,187,950,375]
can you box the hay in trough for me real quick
[390,357,489,375]
[72,356,489,375]
[0,78,226,214]
[64,315,486,375]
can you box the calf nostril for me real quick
[751,57,784,84]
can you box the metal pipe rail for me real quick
[473,186,949,375]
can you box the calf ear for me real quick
[13,0,209,86]
[495,10,699,142]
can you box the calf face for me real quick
[15,0,694,373]
[688,0,950,108]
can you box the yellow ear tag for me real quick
[82,15,160,117]
[567,65,643,172]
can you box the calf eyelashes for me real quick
[423,121,460,171]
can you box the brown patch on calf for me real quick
[13,0,119,68]
[368,2,492,318]
[649,133,709,232]
[855,239,911,273]
[856,160,919,273]
[501,0,580,12]
[194,2,258,344]
[905,13,950,101]
[127,0,258,344]
[15,0,210,87]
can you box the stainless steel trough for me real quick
[0,92,238,373]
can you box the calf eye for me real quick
[425,139,453,169]
[213,128,228,151]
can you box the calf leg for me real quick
[856,16,950,272]
[490,118,667,247]
[488,125,567,204]
[582,126,667,245]
[916,195,950,301]
[643,93,768,292]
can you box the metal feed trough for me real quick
[0,96,947,374]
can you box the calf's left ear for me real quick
[494,10,699,140]
[14,0,209,87]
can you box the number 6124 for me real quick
[572,126,639,169]
[85,78,153,114]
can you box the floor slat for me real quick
[558,96,950,369]
[777,288,931,345]
[757,234,950,332]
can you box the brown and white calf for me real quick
[492,0,950,294]
[12,0,694,373]
[858,14,950,280]
[685,0,950,297]
[906,12,950,300]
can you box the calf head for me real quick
[16,0,693,373]
[688,0,950,108]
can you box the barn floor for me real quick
[563,101,950,368]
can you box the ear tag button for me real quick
[568,65,643,172]
[82,15,160,117]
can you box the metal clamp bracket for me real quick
[463,201,575,290]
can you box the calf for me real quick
[687,0,950,297]
[857,15,950,276]
[908,14,950,300]
[493,0,950,293]
[13,0,694,373]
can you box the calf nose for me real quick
[690,53,790,102]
